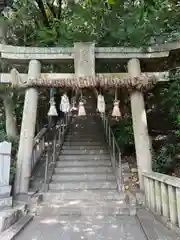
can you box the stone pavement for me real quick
[15,209,180,240]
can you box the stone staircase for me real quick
[35,91,136,217]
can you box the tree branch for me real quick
[35,0,49,26]
[57,0,62,19]
[46,2,57,18]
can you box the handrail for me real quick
[143,171,180,189]
[31,127,49,173]
[43,113,72,192]
[100,114,124,192]
[34,127,48,143]
[93,89,124,191]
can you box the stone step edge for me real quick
[52,172,114,175]
[63,142,104,144]
[62,146,106,148]
[50,179,116,183]
[56,160,111,163]
[55,166,112,169]
[0,197,12,210]
[59,154,110,157]
[36,205,135,216]
[51,176,115,181]
[60,150,109,152]
[55,163,111,167]
[0,204,27,233]
[0,215,33,240]
[58,157,111,160]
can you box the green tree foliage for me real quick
[3,0,180,47]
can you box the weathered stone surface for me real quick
[0,204,26,233]
[14,215,148,240]
[0,141,12,198]
[143,171,180,189]
[56,160,111,167]
[36,200,132,217]
[49,180,117,191]
[43,190,126,202]
[137,208,180,240]
[52,173,115,181]
[0,186,11,198]
[54,166,113,173]
[0,197,12,210]
[0,215,33,240]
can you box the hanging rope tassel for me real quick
[70,98,78,111]
[60,93,70,113]
[112,88,121,119]
[70,89,78,112]
[48,88,58,116]
[97,94,105,113]
[78,101,86,116]
[78,91,86,116]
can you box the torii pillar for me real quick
[14,60,41,199]
[128,58,152,189]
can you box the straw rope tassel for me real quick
[78,91,86,116]
[112,88,121,118]
[97,92,105,114]
[48,88,58,116]
[70,88,78,112]
[60,92,70,113]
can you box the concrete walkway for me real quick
[15,209,180,240]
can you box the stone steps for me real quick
[65,140,105,143]
[49,180,117,191]
[66,132,104,136]
[56,159,111,167]
[43,190,126,202]
[66,133,104,136]
[60,149,109,155]
[36,200,134,216]
[63,142,104,146]
[62,145,107,150]
[65,135,105,139]
[28,92,137,218]
[54,166,113,174]
[59,155,110,161]
[52,172,116,181]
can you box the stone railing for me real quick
[143,171,180,228]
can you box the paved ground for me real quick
[15,215,147,240]
[15,209,180,240]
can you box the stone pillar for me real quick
[127,58,152,189]
[15,60,41,198]
[74,42,95,112]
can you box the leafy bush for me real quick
[152,143,180,174]
[111,118,135,156]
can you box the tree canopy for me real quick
[2,0,180,47]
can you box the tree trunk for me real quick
[3,95,18,140]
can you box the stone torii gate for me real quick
[0,38,175,199]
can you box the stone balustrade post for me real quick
[127,58,152,189]
[14,60,41,199]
